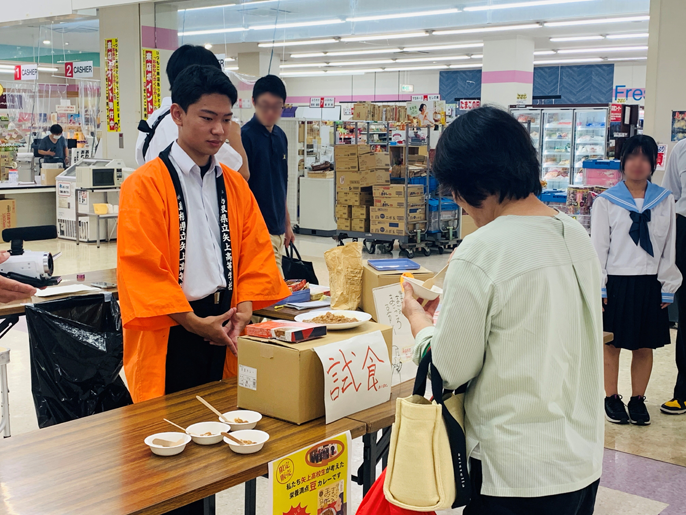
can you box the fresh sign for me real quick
[614,85,645,103]
[14,64,38,81]
[65,61,94,78]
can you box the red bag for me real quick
[357,469,437,515]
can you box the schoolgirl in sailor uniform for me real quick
[591,135,682,426]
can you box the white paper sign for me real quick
[373,283,419,385]
[65,61,93,78]
[238,364,257,391]
[14,64,38,81]
[34,284,99,298]
[56,104,76,114]
[314,330,392,423]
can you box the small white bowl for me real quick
[186,421,231,445]
[403,276,443,301]
[144,432,191,456]
[224,430,270,455]
[219,410,262,431]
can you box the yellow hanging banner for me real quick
[141,48,162,120]
[104,38,120,132]
[269,431,351,515]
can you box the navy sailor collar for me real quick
[598,180,671,213]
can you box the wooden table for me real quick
[0,378,365,515]
[0,268,117,317]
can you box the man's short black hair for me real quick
[49,124,63,135]
[433,106,542,208]
[167,44,221,91]
[621,134,658,175]
[252,74,287,103]
[172,64,238,113]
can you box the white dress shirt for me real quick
[591,195,682,302]
[136,97,243,172]
[661,138,686,217]
[168,142,226,302]
[413,213,604,498]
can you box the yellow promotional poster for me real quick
[105,38,120,132]
[141,48,162,120]
[269,431,351,515]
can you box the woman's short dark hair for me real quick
[49,124,63,135]
[252,74,287,103]
[172,65,238,112]
[433,106,541,207]
[620,134,658,175]
[167,45,221,91]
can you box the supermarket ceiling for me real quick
[0,0,651,68]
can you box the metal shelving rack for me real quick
[333,121,432,258]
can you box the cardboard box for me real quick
[336,171,362,191]
[237,322,393,424]
[337,218,352,231]
[307,171,334,179]
[373,198,424,209]
[338,191,373,206]
[0,200,17,230]
[356,144,372,155]
[373,185,424,198]
[351,218,370,232]
[370,207,426,222]
[370,220,427,236]
[374,153,391,169]
[351,205,369,219]
[461,213,478,238]
[335,204,352,218]
[370,170,391,186]
[362,262,434,321]
[358,153,377,171]
[334,145,357,159]
[41,167,63,186]
[335,156,359,172]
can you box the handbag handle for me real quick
[285,243,303,262]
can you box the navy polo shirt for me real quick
[242,115,288,235]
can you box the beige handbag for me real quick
[384,350,471,511]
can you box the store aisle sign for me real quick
[105,38,120,132]
[610,103,623,123]
[14,64,37,81]
[141,48,162,120]
[65,61,93,78]
[400,84,414,92]
[459,99,481,110]
[310,97,335,108]
[412,94,440,101]
[270,432,351,515]
[314,330,391,424]
[614,85,645,103]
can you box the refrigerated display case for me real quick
[541,110,573,186]
[573,108,608,185]
[512,108,542,158]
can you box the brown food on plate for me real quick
[200,431,214,437]
[305,312,358,324]
[240,439,256,445]
[233,417,248,424]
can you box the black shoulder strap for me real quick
[139,109,171,161]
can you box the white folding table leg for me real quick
[0,348,11,438]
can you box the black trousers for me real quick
[464,459,600,515]
[674,215,686,401]
[164,290,231,515]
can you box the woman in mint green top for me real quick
[402,107,604,514]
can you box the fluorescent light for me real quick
[346,8,458,22]
[385,65,448,72]
[224,66,239,71]
[606,33,649,39]
[258,38,337,48]
[534,57,603,64]
[291,52,326,58]
[43,40,51,45]
[224,56,235,62]
[449,63,483,68]
[341,32,428,42]
[544,15,650,27]
[550,35,605,42]
[402,42,484,52]
[179,3,236,12]
[204,43,212,49]
[307,48,403,58]
[534,50,557,55]
[280,62,327,68]
[465,0,592,11]
[470,54,483,59]
[557,45,648,54]
[433,23,541,36]
[326,59,395,66]
[179,27,248,36]
[250,19,344,30]
[280,71,328,77]
[327,68,384,74]
[394,55,471,63]
[606,56,648,61]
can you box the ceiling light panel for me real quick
[433,23,541,36]
[544,15,650,27]
[280,62,327,68]
[605,33,649,39]
[534,50,557,55]
[250,19,344,30]
[550,35,605,42]
[394,55,471,63]
[384,65,448,72]
[465,0,593,11]
[402,42,484,52]
[341,32,429,42]
[449,63,483,68]
[291,48,402,58]
[259,39,338,48]
[607,56,648,61]
[534,57,604,64]
[346,8,459,22]
[557,45,648,54]
[326,60,395,66]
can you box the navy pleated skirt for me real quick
[603,275,671,350]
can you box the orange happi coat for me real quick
[117,157,290,403]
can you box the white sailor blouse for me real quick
[590,180,682,302]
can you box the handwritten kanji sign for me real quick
[269,432,351,515]
[105,38,120,132]
[314,331,391,423]
[141,49,161,119]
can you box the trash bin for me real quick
[26,293,132,428]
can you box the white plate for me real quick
[294,310,372,330]
[224,430,270,455]
[144,432,191,456]
[402,277,443,301]
[219,410,262,431]
[186,421,230,445]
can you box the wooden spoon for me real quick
[163,418,200,436]
[196,395,230,423]
[422,262,450,290]
[221,431,245,446]
[152,437,185,447]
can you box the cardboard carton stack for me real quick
[369,185,426,236]
[335,144,391,232]
[0,150,14,182]
[352,102,407,122]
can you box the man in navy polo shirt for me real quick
[242,75,292,272]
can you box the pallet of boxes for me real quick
[335,144,391,234]
[370,184,426,236]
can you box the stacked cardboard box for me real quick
[352,102,408,122]
[0,151,14,182]
[369,185,426,235]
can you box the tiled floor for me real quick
[1,234,685,514]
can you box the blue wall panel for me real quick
[439,70,482,103]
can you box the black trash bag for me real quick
[26,293,132,428]
[282,243,319,285]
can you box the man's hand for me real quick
[0,251,37,302]
[285,225,296,248]
[222,301,253,347]
[661,302,671,309]
[401,282,440,337]
[171,308,238,355]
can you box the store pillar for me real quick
[480,37,534,109]
[644,0,686,184]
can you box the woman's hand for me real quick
[402,282,440,337]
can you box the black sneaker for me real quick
[605,395,630,424]
[628,396,651,426]
[660,398,686,415]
